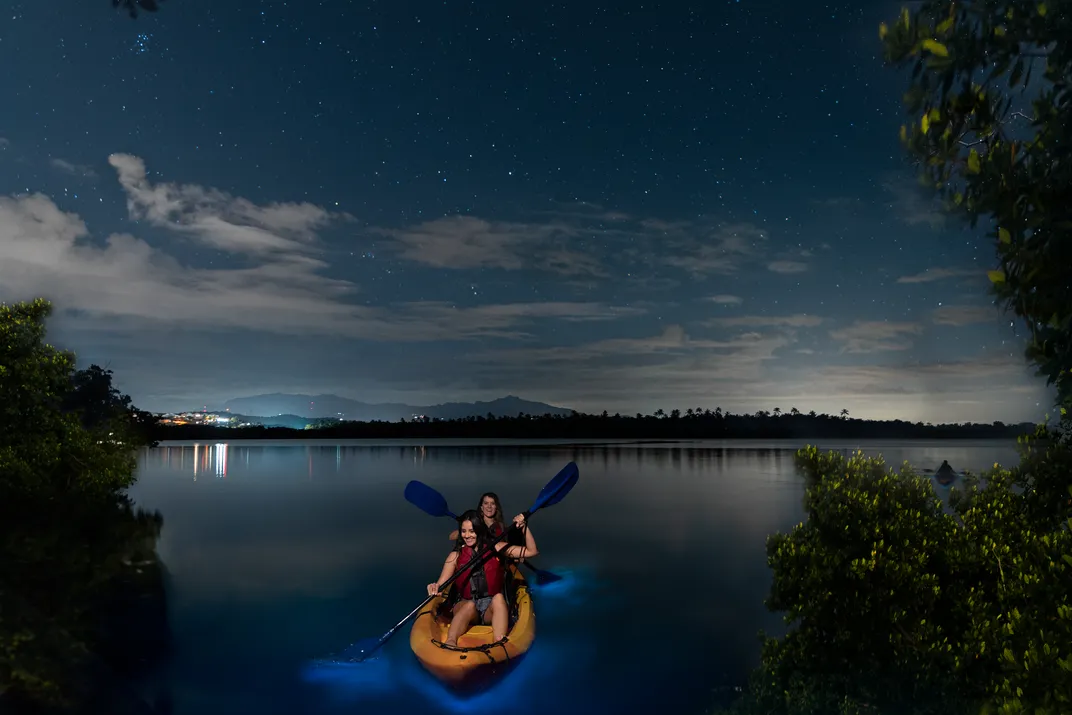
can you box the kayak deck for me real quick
[409,561,535,692]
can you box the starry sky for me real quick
[0,0,1056,423]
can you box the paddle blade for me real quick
[527,462,579,514]
[524,561,564,586]
[404,480,456,519]
[340,637,382,662]
[539,469,578,509]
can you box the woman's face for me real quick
[460,519,478,548]
[480,495,498,521]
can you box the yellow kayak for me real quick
[409,561,535,691]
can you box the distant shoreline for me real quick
[150,417,1038,443]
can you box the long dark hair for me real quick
[452,509,491,553]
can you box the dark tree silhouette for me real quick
[113,0,166,18]
[152,406,1038,442]
[881,0,1072,419]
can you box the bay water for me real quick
[127,438,1020,715]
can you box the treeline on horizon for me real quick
[152,407,1039,441]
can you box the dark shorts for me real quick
[473,596,493,621]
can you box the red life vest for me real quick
[456,543,505,600]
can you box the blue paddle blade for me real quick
[527,462,579,513]
[404,480,456,519]
[527,562,564,585]
[340,637,382,662]
[540,470,578,509]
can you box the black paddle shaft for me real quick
[351,537,504,661]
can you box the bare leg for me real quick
[483,593,509,641]
[445,600,476,646]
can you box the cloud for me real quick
[704,314,823,328]
[375,210,774,281]
[0,137,9,148]
[660,222,769,276]
[0,156,639,342]
[759,354,1050,423]
[50,158,97,179]
[896,267,978,284]
[380,216,564,271]
[467,325,796,406]
[767,260,808,274]
[931,304,1000,326]
[829,320,923,353]
[882,175,947,230]
[109,153,348,258]
[706,294,743,305]
[814,196,860,209]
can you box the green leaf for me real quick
[922,39,949,57]
[999,227,1011,243]
[968,149,981,173]
[988,270,1006,284]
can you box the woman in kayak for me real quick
[449,492,534,552]
[427,508,539,647]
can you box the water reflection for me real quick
[145,439,1020,484]
[127,439,1020,715]
[0,498,171,715]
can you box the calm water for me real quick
[127,438,1021,715]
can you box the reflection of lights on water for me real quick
[215,443,228,478]
[188,443,228,480]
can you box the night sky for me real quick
[0,0,1055,422]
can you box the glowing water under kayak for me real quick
[409,562,535,692]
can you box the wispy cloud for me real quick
[110,153,345,258]
[767,260,808,274]
[660,222,769,276]
[50,158,97,179]
[896,267,978,284]
[760,354,1050,423]
[829,320,923,353]
[931,304,1000,326]
[467,325,796,405]
[706,294,743,305]
[882,175,947,230]
[379,216,570,271]
[372,208,777,282]
[704,314,823,328]
[0,155,640,342]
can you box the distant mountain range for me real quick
[217,393,574,422]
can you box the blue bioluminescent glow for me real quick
[301,569,604,713]
[301,653,400,697]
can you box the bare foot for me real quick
[444,638,457,647]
